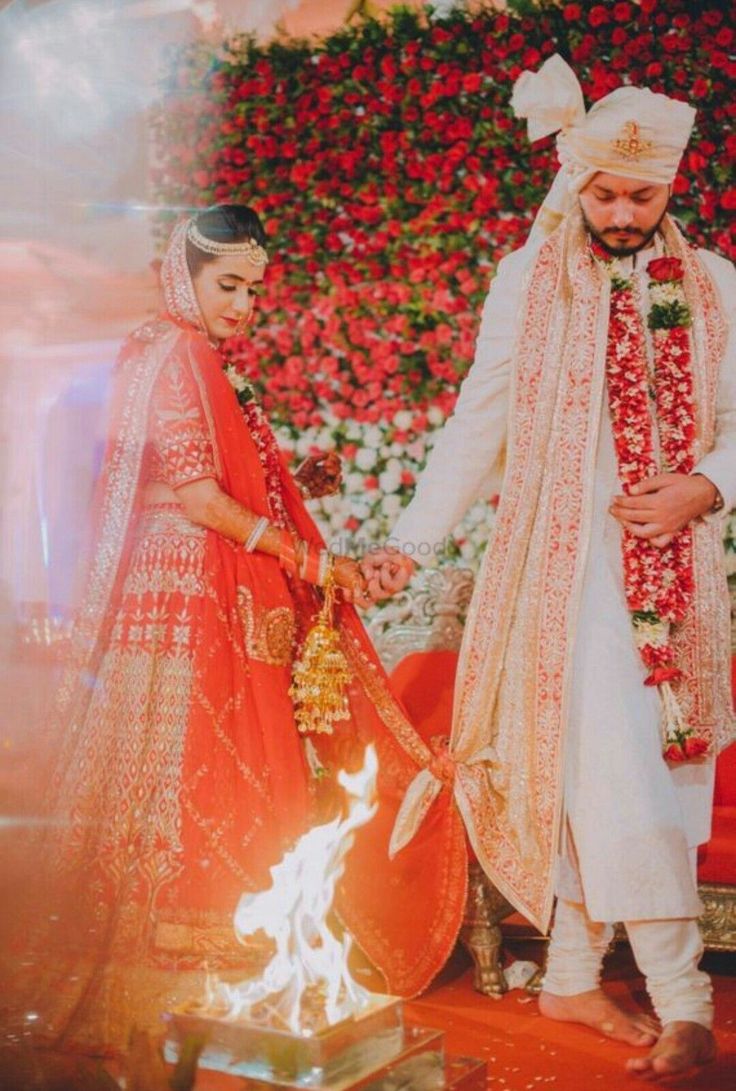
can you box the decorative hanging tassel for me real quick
[290,570,352,735]
[658,681,708,763]
[632,614,709,762]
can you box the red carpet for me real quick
[406,944,736,1091]
[4,944,732,1089]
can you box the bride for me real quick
[2,205,466,1055]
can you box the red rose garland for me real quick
[595,242,708,762]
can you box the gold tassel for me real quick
[289,568,352,735]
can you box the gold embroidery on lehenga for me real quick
[237,585,296,666]
[124,509,207,598]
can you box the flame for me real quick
[207,745,379,1034]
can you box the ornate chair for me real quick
[367,567,736,998]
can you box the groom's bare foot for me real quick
[626,1021,716,1079]
[539,988,659,1046]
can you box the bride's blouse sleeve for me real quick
[146,353,219,489]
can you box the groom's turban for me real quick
[510,54,696,239]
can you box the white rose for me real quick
[363,425,383,449]
[381,494,402,518]
[379,467,402,493]
[393,410,412,431]
[427,406,445,427]
[355,447,377,471]
[406,439,426,462]
[345,472,365,492]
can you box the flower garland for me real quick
[595,242,708,762]
[223,362,290,527]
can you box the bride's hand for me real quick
[295,452,342,499]
[332,556,372,609]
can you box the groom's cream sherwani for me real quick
[390,231,736,926]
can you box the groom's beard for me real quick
[582,207,667,257]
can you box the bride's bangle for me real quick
[298,543,318,584]
[317,550,331,588]
[278,528,299,575]
[244,516,269,553]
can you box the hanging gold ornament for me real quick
[290,566,352,735]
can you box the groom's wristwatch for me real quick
[694,473,725,514]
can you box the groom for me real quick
[362,56,736,1078]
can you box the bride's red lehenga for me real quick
[6,223,467,1054]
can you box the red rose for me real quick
[589,5,609,27]
[644,666,683,686]
[647,256,684,282]
[691,77,710,99]
[563,3,582,21]
[462,72,482,94]
[664,742,687,763]
[684,736,709,759]
[613,2,632,21]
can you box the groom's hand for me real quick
[361,547,416,601]
[609,472,719,548]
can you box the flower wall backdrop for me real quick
[154,0,736,570]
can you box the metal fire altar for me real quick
[164,748,485,1090]
[165,996,485,1091]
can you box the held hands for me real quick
[609,472,718,548]
[332,556,373,610]
[294,452,342,500]
[360,547,416,602]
